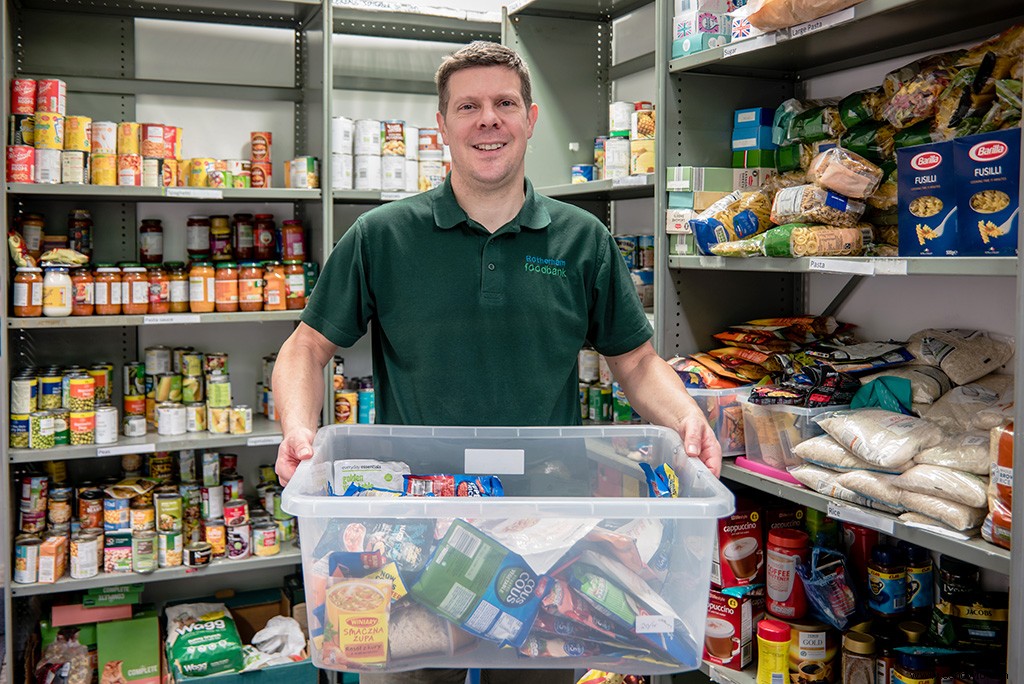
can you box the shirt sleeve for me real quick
[300,218,373,348]
[586,231,653,357]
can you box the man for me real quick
[273,41,721,683]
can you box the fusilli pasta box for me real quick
[954,128,1020,256]
[896,140,958,256]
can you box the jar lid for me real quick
[283,259,303,265]
[16,266,42,272]
[43,264,70,271]
[254,213,273,219]
[897,652,934,672]
[191,261,214,267]
[233,212,253,218]
[119,261,142,267]
[768,528,809,549]
[216,262,238,269]
[899,621,927,643]
[757,619,791,643]
[261,260,281,267]
[239,261,260,267]
[123,266,147,273]
[843,631,875,655]
[871,544,905,567]
[96,267,121,273]
[164,261,185,269]
[187,215,210,221]
[140,218,162,224]
[94,262,115,268]
[282,219,302,225]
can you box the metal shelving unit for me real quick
[6,184,321,201]
[9,310,302,329]
[669,255,1019,277]
[536,174,655,201]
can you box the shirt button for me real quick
[488,263,495,271]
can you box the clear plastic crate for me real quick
[282,424,734,675]
[687,386,751,457]
[740,397,848,470]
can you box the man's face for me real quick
[437,65,539,191]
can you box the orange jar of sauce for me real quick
[94,265,122,315]
[166,262,189,313]
[189,261,215,313]
[147,265,170,314]
[71,267,94,316]
[238,262,263,312]
[121,265,149,315]
[13,266,43,317]
[214,262,239,313]
[262,261,287,311]
[283,260,307,309]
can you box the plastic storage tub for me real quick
[741,397,848,470]
[687,386,751,456]
[282,424,734,675]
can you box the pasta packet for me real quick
[839,87,886,129]
[773,98,810,145]
[806,147,883,199]
[690,190,773,255]
[893,120,943,149]
[775,143,806,173]
[883,64,957,129]
[866,162,898,210]
[770,185,866,227]
[788,106,845,144]
[883,51,965,99]
[840,121,896,163]
[762,224,868,258]
[709,234,764,258]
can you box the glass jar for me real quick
[166,262,189,313]
[281,219,305,260]
[210,215,232,261]
[214,262,239,313]
[13,266,44,317]
[232,213,255,261]
[42,266,73,317]
[895,653,935,684]
[94,265,122,315]
[147,265,170,315]
[188,261,216,313]
[70,267,94,316]
[42,234,68,253]
[20,214,45,259]
[121,265,150,315]
[139,219,164,264]
[262,261,287,311]
[186,216,211,259]
[254,214,276,261]
[283,260,307,309]
[68,209,93,258]
[238,262,264,312]
[841,632,875,684]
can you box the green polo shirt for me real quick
[301,176,652,426]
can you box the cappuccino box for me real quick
[711,499,764,589]
[954,128,1020,256]
[703,588,765,670]
[763,503,804,533]
[896,141,958,256]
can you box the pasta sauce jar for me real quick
[232,213,255,261]
[13,267,43,317]
[147,265,170,315]
[94,266,122,315]
[280,220,305,260]
[262,261,287,311]
[70,267,94,316]
[283,260,306,309]
[238,262,264,312]
[214,262,239,313]
[139,219,164,264]
[253,214,276,261]
[189,261,216,313]
[121,265,150,315]
[186,216,211,259]
[166,262,189,313]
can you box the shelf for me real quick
[332,189,424,203]
[10,310,302,330]
[536,175,655,201]
[721,462,1011,575]
[332,4,500,42]
[10,542,301,597]
[15,0,321,29]
[508,0,653,21]
[17,75,303,103]
[6,185,321,202]
[700,662,755,684]
[669,255,1018,277]
[9,417,283,464]
[669,0,1024,79]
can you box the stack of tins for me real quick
[9,365,115,451]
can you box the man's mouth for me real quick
[473,143,506,151]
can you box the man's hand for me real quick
[276,426,317,486]
[674,410,722,477]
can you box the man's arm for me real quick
[273,322,338,484]
[605,340,723,477]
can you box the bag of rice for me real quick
[165,603,244,678]
[859,366,953,405]
[894,464,989,508]
[906,329,1014,385]
[923,375,1013,433]
[793,434,913,474]
[913,431,992,475]
[788,464,900,513]
[835,470,904,509]
[898,491,987,532]
[982,423,1013,549]
[817,409,944,468]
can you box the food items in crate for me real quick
[770,185,866,227]
[543,577,629,642]
[403,474,504,497]
[388,603,475,661]
[806,147,883,198]
[315,519,434,573]
[639,463,678,499]
[577,671,648,684]
[816,409,944,469]
[747,0,864,32]
[468,517,601,575]
[788,106,845,144]
[712,330,801,354]
[687,391,746,455]
[689,190,774,255]
[668,356,745,389]
[839,121,896,163]
[686,352,757,384]
[165,603,244,678]
[705,348,771,382]
[340,483,404,497]
[321,578,392,668]
[805,341,915,375]
[749,365,860,408]
[585,518,673,582]
[839,87,886,129]
[332,459,410,495]
[982,422,1013,549]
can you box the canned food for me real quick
[200,452,220,486]
[221,453,238,473]
[117,122,140,155]
[252,522,280,556]
[288,156,319,189]
[259,464,278,485]
[181,352,204,377]
[61,150,88,184]
[186,402,207,432]
[11,376,37,415]
[11,78,36,114]
[142,157,163,187]
[155,373,182,402]
[182,375,203,404]
[381,155,405,191]
[158,530,183,567]
[132,530,158,573]
[91,153,117,185]
[10,414,30,448]
[229,405,252,434]
[117,153,142,186]
[19,509,46,534]
[604,137,630,179]
[156,402,186,436]
[70,532,100,579]
[68,410,94,446]
[29,411,55,449]
[609,101,633,135]
[140,123,164,158]
[204,352,229,375]
[204,519,227,557]
[163,126,180,159]
[52,409,70,446]
[331,116,354,154]
[34,148,61,184]
[419,128,442,158]
[354,119,381,156]
[130,503,155,532]
[104,531,133,573]
[355,154,382,191]
[201,485,225,520]
[250,132,272,161]
[64,116,91,152]
[6,145,34,182]
[261,486,282,518]
[251,161,272,188]
[207,406,230,434]
[33,112,64,150]
[162,158,178,187]
[185,542,213,567]
[154,491,183,532]
[123,414,147,437]
[91,121,117,154]
[103,497,130,532]
[36,80,66,115]
[226,523,251,560]
[224,499,249,526]
[79,491,104,529]
[14,536,42,583]
[95,406,118,444]
[48,492,72,525]
[275,516,296,543]
[21,475,48,510]
[87,364,112,403]
[358,389,375,424]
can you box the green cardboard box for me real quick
[97,609,161,684]
[666,166,734,192]
[732,149,776,168]
[83,589,143,608]
[88,584,144,595]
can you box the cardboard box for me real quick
[672,234,697,255]
[730,15,766,42]
[954,128,1020,256]
[896,141,958,256]
[672,34,729,58]
[695,190,732,211]
[733,167,777,191]
[733,149,776,168]
[711,499,764,589]
[98,610,161,684]
[84,588,144,607]
[732,126,776,151]
[53,603,133,627]
[702,588,764,670]
[39,535,67,584]
[734,107,774,129]
[666,165,734,192]
[763,503,805,533]
[674,11,729,39]
[666,209,695,234]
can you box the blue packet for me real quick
[639,463,678,498]
[403,474,504,497]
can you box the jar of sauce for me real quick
[283,260,306,309]
[20,214,45,260]
[186,216,211,259]
[121,265,150,315]
[42,266,73,317]
[238,262,264,312]
[71,267,94,316]
[68,209,93,258]
[281,220,305,261]
[13,266,43,317]
[139,219,164,264]
[254,214,276,261]
[894,652,935,684]
[147,265,170,314]
[262,261,287,311]
[94,265,122,315]
[210,215,232,261]
[214,262,239,313]
[166,262,189,313]
[232,213,255,261]
[189,261,216,313]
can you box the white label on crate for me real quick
[166,187,223,200]
[808,258,875,275]
[826,501,894,534]
[698,256,726,268]
[873,258,908,275]
[380,191,415,201]
[723,33,777,58]
[464,449,524,475]
[248,435,283,447]
[97,443,157,457]
[613,174,649,187]
[635,615,674,634]
[143,314,201,325]
[788,7,856,39]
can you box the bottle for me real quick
[42,266,73,317]
[868,545,907,624]
[93,266,122,315]
[757,619,791,684]
[13,266,44,317]
[68,209,93,258]
[232,213,255,260]
[20,213,45,259]
[238,262,264,312]
[120,265,150,315]
[262,261,287,311]
[281,219,306,260]
[894,653,935,684]
[186,215,211,258]
[842,631,875,684]
[139,219,164,264]
[254,214,276,261]
[283,259,307,309]
[899,542,933,624]
[210,215,232,261]
[876,638,897,684]
[147,265,170,314]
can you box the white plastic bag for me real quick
[793,434,913,474]
[924,375,1013,432]
[913,431,992,475]
[788,464,900,513]
[907,329,1014,385]
[835,470,904,509]
[898,491,987,532]
[817,409,944,468]
[894,464,989,508]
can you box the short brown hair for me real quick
[435,41,532,116]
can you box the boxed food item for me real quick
[672,34,729,58]
[741,397,844,470]
[733,167,777,191]
[98,610,161,684]
[678,0,730,11]
[666,166,733,192]
[687,386,750,456]
[732,126,776,151]
[702,588,764,670]
[734,108,774,129]
[896,141,958,256]
[734,149,776,168]
[666,209,695,234]
[712,499,764,589]
[954,128,1020,256]
[674,11,730,39]
[282,425,734,674]
[38,535,67,584]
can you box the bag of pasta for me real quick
[747,0,864,32]
[840,120,896,163]
[710,234,766,258]
[770,184,866,227]
[806,147,883,199]
[866,162,898,210]
[776,143,809,173]
[762,223,869,258]
[690,189,773,255]
[839,87,886,129]
[883,51,965,99]
[894,120,944,149]
[977,79,1022,133]
[789,106,845,143]
[883,63,958,129]
[958,24,1024,84]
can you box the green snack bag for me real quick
[839,87,885,129]
[894,120,940,149]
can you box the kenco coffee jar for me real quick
[766,528,810,619]
[713,499,764,588]
[703,588,765,671]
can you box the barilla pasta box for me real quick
[954,128,1020,256]
[711,499,764,589]
[703,588,764,671]
[896,141,958,256]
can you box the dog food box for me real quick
[97,610,160,684]
[703,588,764,670]
[896,141,958,256]
[954,128,1020,256]
[712,498,764,589]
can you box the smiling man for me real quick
[273,41,721,683]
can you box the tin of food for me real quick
[132,530,158,573]
[224,499,249,526]
[184,541,213,568]
[252,522,280,557]
[226,522,251,560]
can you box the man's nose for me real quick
[477,104,500,127]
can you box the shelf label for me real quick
[166,187,223,200]
[465,448,524,475]
[698,256,726,268]
[788,7,856,39]
[635,615,674,634]
[873,258,908,275]
[612,174,649,187]
[97,443,157,457]
[827,501,895,534]
[143,314,201,325]
[808,258,875,275]
[247,435,283,447]
[380,191,415,201]
[723,33,777,58]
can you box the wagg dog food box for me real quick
[954,129,1020,256]
[282,425,734,674]
[896,141,958,256]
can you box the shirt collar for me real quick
[432,175,551,232]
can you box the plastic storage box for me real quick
[282,425,734,674]
[741,398,848,470]
[687,386,751,456]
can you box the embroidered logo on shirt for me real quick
[523,255,568,278]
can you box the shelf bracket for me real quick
[820,275,865,319]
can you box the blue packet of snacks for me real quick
[639,462,678,498]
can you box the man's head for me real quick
[435,41,532,118]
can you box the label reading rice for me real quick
[827,501,894,534]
